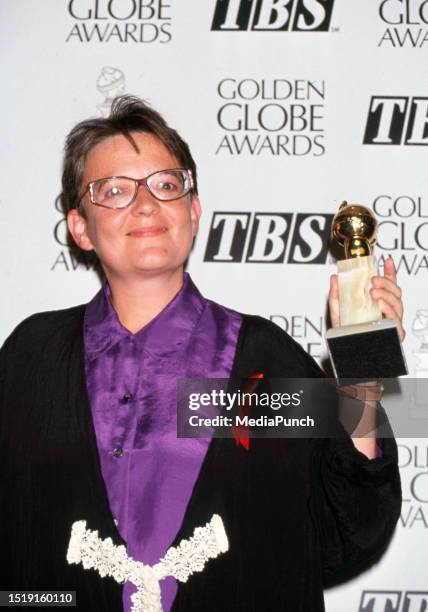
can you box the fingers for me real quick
[377,299,406,342]
[370,287,403,320]
[371,257,401,299]
[329,274,339,299]
[370,257,406,342]
[329,256,406,342]
[328,274,340,328]
[371,276,402,301]
[383,255,397,282]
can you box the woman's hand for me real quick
[328,256,406,341]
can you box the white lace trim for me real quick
[66,514,228,612]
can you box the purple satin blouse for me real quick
[83,273,242,611]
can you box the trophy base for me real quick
[325,319,408,382]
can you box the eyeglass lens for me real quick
[91,170,190,208]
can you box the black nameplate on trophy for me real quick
[326,320,408,382]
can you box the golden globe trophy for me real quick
[325,201,408,381]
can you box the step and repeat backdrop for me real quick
[1,1,427,610]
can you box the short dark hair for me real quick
[61,95,198,213]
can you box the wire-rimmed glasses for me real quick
[80,168,194,210]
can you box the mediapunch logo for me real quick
[211,0,335,31]
[363,97,428,146]
[203,212,333,263]
[66,0,172,43]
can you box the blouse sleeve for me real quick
[309,411,401,587]
[236,315,402,586]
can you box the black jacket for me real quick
[0,306,401,611]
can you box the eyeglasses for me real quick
[80,168,194,210]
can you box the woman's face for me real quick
[67,131,201,281]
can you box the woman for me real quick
[0,96,404,611]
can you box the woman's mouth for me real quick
[127,226,168,238]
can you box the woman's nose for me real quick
[130,184,161,216]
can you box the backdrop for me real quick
[1,2,427,610]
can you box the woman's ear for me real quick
[67,209,94,251]
[190,195,202,237]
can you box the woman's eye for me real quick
[106,186,122,198]
[159,181,177,191]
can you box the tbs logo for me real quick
[364,97,428,145]
[359,591,428,612]
[203,212,333,264]
[211,0,335,32]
